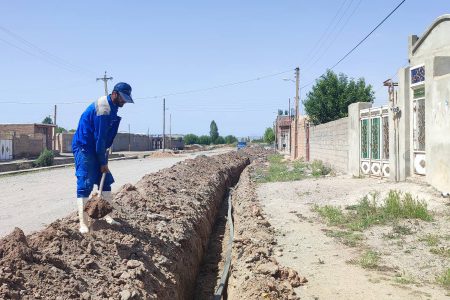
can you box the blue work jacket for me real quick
[72,95,121,166]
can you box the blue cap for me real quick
[113,82,134,103]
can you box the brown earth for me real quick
[227,160,307,300]
[0,152,249,299]
[84,195,113,219]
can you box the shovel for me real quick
[84,172,113,219]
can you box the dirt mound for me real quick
[227,162,306,299]
[148,151,177,158]
[0,152,249,299]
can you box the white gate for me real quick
[360,106,390,177]
[0,139,13,160]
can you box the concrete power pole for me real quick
[294,67,300,159]
[53,104,57,151]
[169,113,172,150]
[128,124,131,152]
[96,71,113,96]
[162,98,166,152]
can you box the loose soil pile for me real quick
[0,152,249,299]
[227,161,307,300]
[148,151,178,158]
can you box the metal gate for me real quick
[360,106,390,177]
[0,139,13,161]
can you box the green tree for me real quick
[215,136,225,144]
[224,135,238,144]
[303,70,374,125]
[56,126,67,133]
[263,127,275,144]
[198,135,212,145]
[209,120,219,143]
[184,134,199,145]
[42,116,53,124]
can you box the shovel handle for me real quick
[98,172,106,195]
[98,149,110,195]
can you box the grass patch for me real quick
[395,273,416,285]
[325,230,364,247]
[430,247,450,258]
[313,190,433,232]
[437,269,450,289]
[257,154,307,183]
[310,160,331,177]
[359,250,380,269]
[383,224,414,239]
[34,149,54,167]
[313,205,346,226]
[419,234,440,247]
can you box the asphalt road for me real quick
[0,149,231,237]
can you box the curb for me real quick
[0,156,138,177]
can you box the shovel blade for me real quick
[84,196,113,219]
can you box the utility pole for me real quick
[53,104,57,151]
[162,98,166,152]
[147,128,150,151]
[169,113,172,150]
[288,98,291,154]
[294,67,300,159]
[128,124,131,152]
[96,71,113,96]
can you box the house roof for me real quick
[0,123,56,127]
[412,14,450,55]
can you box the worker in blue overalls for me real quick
[72,82,134,233]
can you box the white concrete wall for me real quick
[407,15,450,192]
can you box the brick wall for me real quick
[56,133,74,153]
[309,117,349,173]
[112,133,151,151]
[57,132,152,152]
[13,134,45,158]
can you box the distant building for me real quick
[274,115,291,154]
[0,123,56,160]
[152,135,184,150]
[0,123,55,150]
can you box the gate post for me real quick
[348,102,372,177]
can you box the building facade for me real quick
[393,14,450,193]
[274,115,291,154]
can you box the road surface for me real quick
[0,149,231,237]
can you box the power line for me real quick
[302,0,363,73]
[0,25,96,76]
[300,0,407,90]
[329,0,407,70]
[302,0,356,70]
[135,68,294,100]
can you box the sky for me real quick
[0,1,449,137]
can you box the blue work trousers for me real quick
[74,149,114,198]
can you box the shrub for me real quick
[310,160,331,177]
[34,149,54,167]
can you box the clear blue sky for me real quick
[0,1,448,137]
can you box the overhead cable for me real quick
[300,0,407,90]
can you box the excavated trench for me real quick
[0,151,250,299]
[193,189,232,299]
